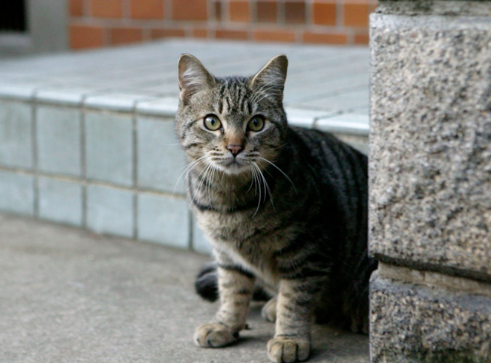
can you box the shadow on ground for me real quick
[0,214,368,363]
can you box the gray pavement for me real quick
[0,213,369,363]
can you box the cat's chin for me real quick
[214,161,251,176]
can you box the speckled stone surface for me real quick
[376,1,491,16]
[370,272,491,363]
[369,6,491,281]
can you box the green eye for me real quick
[248,116,265,132]
[204,115,222,131]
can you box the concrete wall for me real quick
[369,1,491,361]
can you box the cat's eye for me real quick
[247,116,265,132]
[204,115,222,131]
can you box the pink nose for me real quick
[227,144,243,156]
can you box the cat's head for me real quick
[176,54,289,176]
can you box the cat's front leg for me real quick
[267,278,322,363]
[194,263,255,348]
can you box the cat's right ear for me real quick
[178,54,215,105]
[249,55,288,102]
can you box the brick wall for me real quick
[68,0,377,49]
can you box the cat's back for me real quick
[288,126,367,176]
[284,126,368,241]
[286,126,367,196]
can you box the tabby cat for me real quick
[176,54,376,363]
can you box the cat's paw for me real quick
[194,323,238,348]
[261,297,277,322]
[267,336,311,363]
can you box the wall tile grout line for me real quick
[223,0,230,24]
[188,209,194,251]
[31,89,40,218]
[277,0,285,26]
[80,94,89,229]
[132,99,139,240]
[0,165,36,175]
[305,1,312,26]
[249,0,256,24]
[122,0,131,20]
[0,164,188,199]
[336,0,344,29]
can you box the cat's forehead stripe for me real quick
[217,98,223,114]
[215,78,254,117]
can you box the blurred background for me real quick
[0,0,376,56]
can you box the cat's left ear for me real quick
[249,55,288,102]
[178,54,215,105]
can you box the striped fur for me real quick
[176,54,377,363]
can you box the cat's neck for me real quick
[187,161,277,212]
[189,163,255,191]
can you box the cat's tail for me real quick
[195,263,271,302]
[195,263,220,302]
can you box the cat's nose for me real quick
[227,144,243,157]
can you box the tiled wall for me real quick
[68,0,377,49]
[0,98,212,254]
[0,96,368,255]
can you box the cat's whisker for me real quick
[173,155,208,195]
[251,164,261,218]
[204,163,215,201]
[184,158,208,184]
[253,163,267,203]
[254,162,275,211]
[257,156,298,195]
[246,166,255,192]
[266,141,290,151]
[175,161,199,192]
[205,164,213,202]
[253,166,260,200]
[198,163,213,194]
[208,163,218,202]
[181,155,206,178]
[195,162,209,192]
[201,163,210,200]
[255,168,261,204]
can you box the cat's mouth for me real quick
[223,158,243,168]
[213,157,249,174]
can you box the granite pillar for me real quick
[369,1,491,361]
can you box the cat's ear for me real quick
[249,55,288,101]
[178,54,215,104]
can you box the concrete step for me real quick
[0,213,369,363]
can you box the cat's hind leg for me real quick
[261,297,277,322]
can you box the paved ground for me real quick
[0,213,369,363]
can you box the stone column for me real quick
[369,1,491,362]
